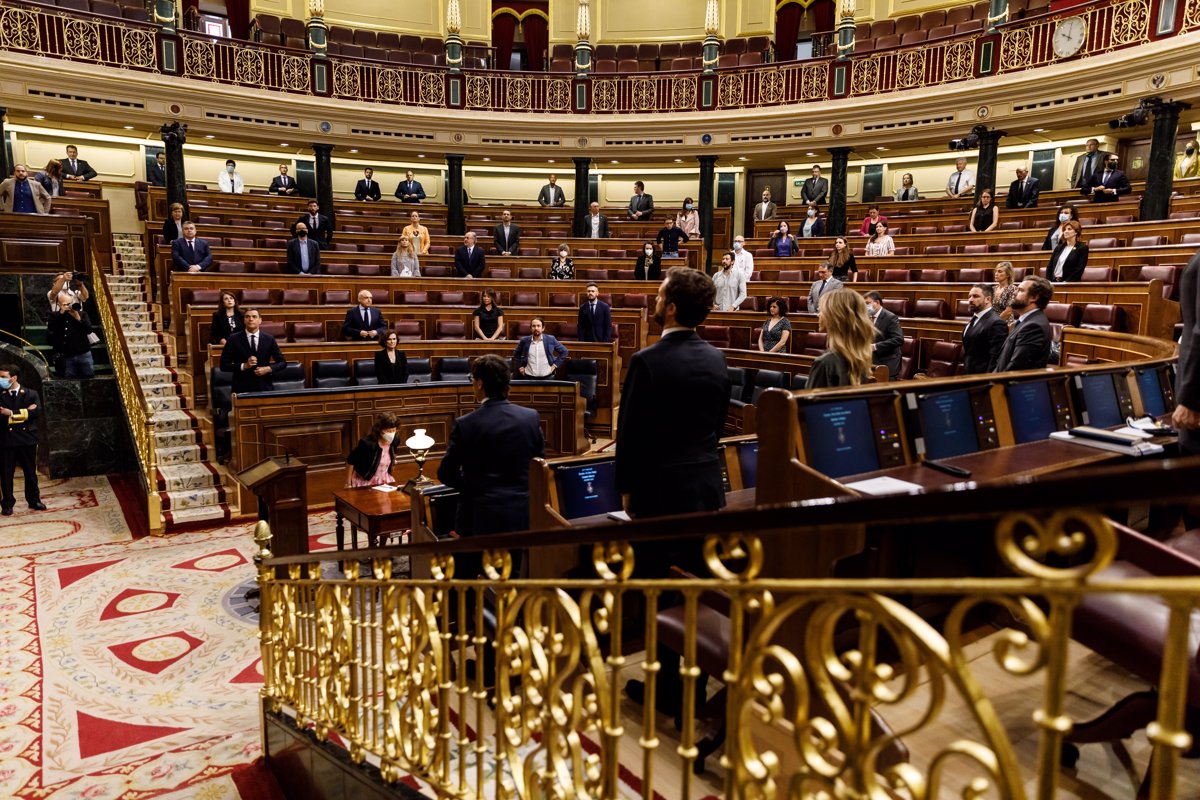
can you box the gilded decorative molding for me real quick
[332,60,361,98]
[896,48,924,88]
[943,40,975,82]
[234,48,264,86]
[64,18,100,61]
[466,74,491,108]
[672,75,697,109]
[122,28,155,68]
[1,7,41,51]
[576,0,590,42]
[851,55,880,95]
[182,37,215,78]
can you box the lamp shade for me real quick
[406,428,435,451]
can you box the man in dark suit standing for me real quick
[994,276,1054,372]
[455,232,486,278]
[577,283,612,342]
[1082,156,1132,202]
[491,210,521,256]
[62,145,97,181]
[1173,251,1200,454]
[395,170,425,203]
[219,309,287,394]
[268,164,298,195]
[801,165,828,205]
[170,222,213,272]
[585,202,609,238]
[342,290,387,340]
[0,364,45,514]
[1005,166,1040,209]
[285,223,321,275]
[512,318,568,378]
[616,267,730,518]
[962,284,1008,374]
[628,181,654,220]
[294,199,333,249]
[148,152,167,187]
[537,174,566,207]
[437,354,545,537]
[354,167,381,201]
[1071,138,1112,189]
[864,292,903,379]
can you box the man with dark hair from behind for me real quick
[994,275,1054,372]
[1174,250,1200,455]
[437,354,545,538]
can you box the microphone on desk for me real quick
[232,440,294,465]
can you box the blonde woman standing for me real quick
[806,289,875,389]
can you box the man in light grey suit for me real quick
[537,174,566,207]
[1174,251,1200,454]
[808,264,844,313]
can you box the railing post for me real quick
[697,155,717,274]
[574,0,592,77]
[836,0,857,60]
[976,128,1006,201]
[572,157,591,236]
[1141,99,1191,222]
[702,0,720,74]
[306,0,328,59]
[153,0,177,33]
[313,143,334,221]
[0,107,9,181]
[445,0,464,73]
[160,121,189,221]
[987,0,1009,32]
[446,154,465,236]
[827,146,853,236]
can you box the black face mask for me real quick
[1107,162,1118,169]
[1188,147,1196,156]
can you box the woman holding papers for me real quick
[345,412,401,488]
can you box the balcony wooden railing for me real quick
[0,0,1190,114]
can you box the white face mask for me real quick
[1058,212,1070,222]
[226,166,235,173]
[381,431,396,443]
[559,252,568,260]
[807,209,816,218]
[732,241,743,251]
[644,248,653,255]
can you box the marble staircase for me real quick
[110,233,231,529]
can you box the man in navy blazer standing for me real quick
[395,169,426,203]
[455,232,486,278]
[513,318,568,378]
[170,221,212,272]
[218,309,287,394]
[286,223,321,275]
[577,282,612,342]
[437,354,545,537]
[342,290,388,340]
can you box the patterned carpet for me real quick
[0,474,342,799]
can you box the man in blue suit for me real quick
[170,221,212,272]
[513,318,568,379]
[395,169,426,203]
[454,232,486,278]
[576,282,612,342]
[341,289,388,340]
[437,354,545,537]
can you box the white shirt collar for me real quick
[1017,307,1039,323]
[661,325,691,336]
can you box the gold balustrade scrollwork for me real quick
[0,6,40,51]
[93,264,161,534]
[257,501,1200,799]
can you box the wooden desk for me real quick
[332,486,411,550]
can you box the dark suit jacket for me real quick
[219,330,286,393]
[148,163,167,187]
[171,237,212,271]
[492,223,521,255]
[374,349,408,384]
[436,398,545,536]
[577,300,612,342]
[1041,220,1064,251]
[1071,150,1112,188]
[799,216,826,237]
[634,253,661,281]
[585,214,609,238]
[1047,242,1089,282]
[1006,177,1040,208]
[210,309,245,345]
[962,308,1008,374]
[0,386,40,446]
[871,308,904,378]
[293,213,333,247]
[616,330,730,518]
[354,179,381,201]
[628,193,654,218]
[801,177,829,204]
[286,237,322,274]
[455,245,486,278]
[268,175,297,194]
[162,218,185,243]
[62,159,97,181]
[395,180,426,202]
[1179,252,1200,454]
[538,184,566,206]
[342,305,387,339]
[994,308,1051,372]
[1081,168,1132,202]
[512,335,568,375]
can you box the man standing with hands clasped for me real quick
[219,309,287,394]
[0,364,46,515]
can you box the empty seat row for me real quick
[33,0,148,22]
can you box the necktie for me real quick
[71,160,77,171]
[966,315,977,334]
[1103,170,1111,185]
[310,215,316,228]
[250,335,257,353]
[904,189,910,200]
[954,172,962,193]
[590,302,595,317]
[1086,153,1095,177]
[365,180,370,189]
[1020,180,1026,197]
[188,240,194,255]
[362,308,369,326]
[817,280,826,299]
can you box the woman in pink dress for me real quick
[344,412,401,488]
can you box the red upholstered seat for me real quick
[392,320,422,340]
[355,265,382,276]
[698,326,731,348]
[996,242,1024,253]
[962,244,991,254]
[226,237,255,248]
[435,320,466,339]
[912,226,937,235]
[402,291,429,304]
[1131,235,1166,247]
[514,292,539,306]
[488,267,512,278]
[1081,267,1116,281]
[1105,214,1134,224]
[438,291,466,305]
[923,245,951,255]
[1090,237,1120,249]
[621,293,648,309]
[323,290,350,304]
[519,267,543,279]
[190,289,222,305]
[913,298,951,319]
[881,269,911,282]
[324,263,351,275]
[422,266,452,277]
[290,321,324,342]
[239,288,271,305]
[778,270,804,282]
[942,224,967,233]
[956,300,972,318]
[958,268,987,282]
[217,261,246,273]
[550,293,577,307]
[873,34,901,50]
[364,288,390,304]
[900,30,927,45]
[614,269,636,280]
[882,298,911,317]
[282,289,313,305]
[919,269,948,282]
[924,341,963,378]
[253,261,281,273]
[1139,265,1181,300]
[802,331,827,357]
[999,220,1024,229]
[1080,304,1125,331]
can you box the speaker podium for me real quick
[237,456,309,558]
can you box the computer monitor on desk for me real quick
[553,458,622,521]
[719,436,759,491]
[908,388,997,460]
[1134,365,1174,418]
[1074,370,1134,428]
[800,399,883,479]
[1005,378,1073,444]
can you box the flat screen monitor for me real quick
[554,460,622,521]
[736,441,758,488]
[1079,373,1123,428]
[1006,380,1057,444]
[1136,367,1167,418]
[917,390,980,460]
[801,399,880,479]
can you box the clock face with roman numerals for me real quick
[1052,17,1087,59]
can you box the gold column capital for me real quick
[576,0,591,42]
[705,0,720,36]
[446,0,462,35]
[307,0,324,19]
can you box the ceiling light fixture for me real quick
[205,134,215,139]
[32,114,44,120]
[1033,128,1046,133]
[417,154,426,158]
[123,125,134,130]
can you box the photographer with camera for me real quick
[47,271,89,313]
[48,290,98,379]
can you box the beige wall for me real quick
[332,163,444,202]
[550,0,774,43]
[249,0,490,39]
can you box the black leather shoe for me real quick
[624,679,683,717]
[29,502,47,511]
[1,507,13,516]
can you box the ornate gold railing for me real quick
[93,259,162,535]
[259,459,1200,799]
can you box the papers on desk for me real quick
[843,476,926,496]
[372,484,399,493]
[606,510,632,522]
[1049,428,1164,457]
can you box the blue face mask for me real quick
[0,378,10,390]
[684,203,693,211]
[1058,212,1070,222]
[732,241,743,251]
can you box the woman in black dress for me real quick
[757,297,792,353]
[162,202,186,243]
[374,331,409,384]
[968,189,1000,233]
[210,291,244,345]
[825,237,858,281]
[472,289,505,340]
[634,242,661,281]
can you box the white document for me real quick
[844,476,926,496]
[371,484,398,493]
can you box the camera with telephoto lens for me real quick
[70,302,83,312]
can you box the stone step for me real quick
[156,462,221,492]
[156,444,205,466]
[142,384,182,404]
[146,396,185,414]
[153,409,196,432]
[136,367,176,385]
[132,354,166,369]
[154,427,202,449]
[160,485,228,512]
[162,502,230,528]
